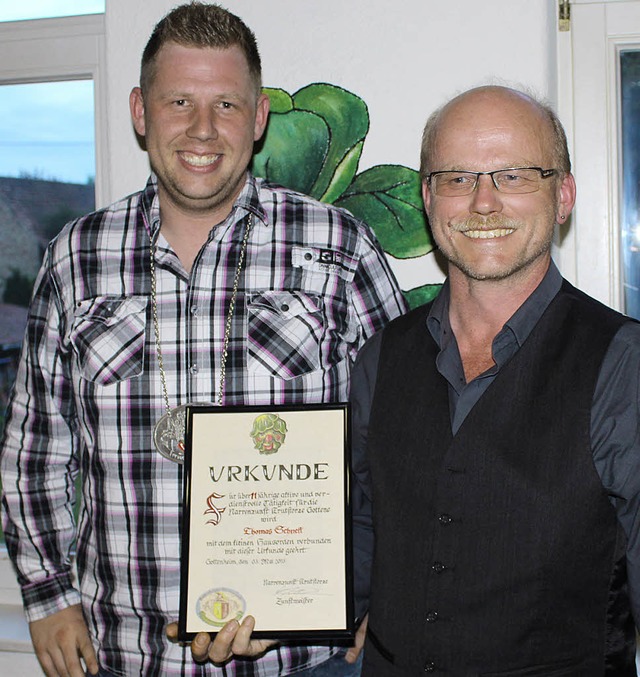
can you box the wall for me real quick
[104,0,558,288]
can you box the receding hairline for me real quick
[419,85,571,179]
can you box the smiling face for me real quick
[422,88,575,286]
[130,42,269,225]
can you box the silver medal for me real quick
[154,404,188,464]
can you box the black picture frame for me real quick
[178,403,354,642]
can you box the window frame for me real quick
[0,16,105,653]
[0,14,109,205]
[556,0,640,311]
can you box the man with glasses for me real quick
[349,85,640,675]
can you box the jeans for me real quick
[293,649,363,676]
[87,649,363,676]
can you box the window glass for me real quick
[0,0,104,22]
[620,50,640,319]
[0,79,95,436]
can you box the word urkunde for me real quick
[209,463,329,482]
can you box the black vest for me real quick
[364,281,636,676]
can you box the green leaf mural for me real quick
[403,283,442,308]
[251,83,439,308]
[335,165,430,259]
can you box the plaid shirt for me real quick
[1,174,406,676]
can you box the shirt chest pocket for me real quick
[69,295,148,385]
[247,291,324,380]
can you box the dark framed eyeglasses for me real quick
[426,167,558,196]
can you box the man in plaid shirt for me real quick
[0,3,405,676]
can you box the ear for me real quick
[129,87,146,137]
[253,93,270,142]
[556,172,576,223]
[422,179,432,214]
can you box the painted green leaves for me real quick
[251,83,434,266]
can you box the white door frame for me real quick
[557,0,640,310]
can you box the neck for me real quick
[447,259,550,382]
[158,197,230,274]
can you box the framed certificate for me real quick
[178,404,354,641]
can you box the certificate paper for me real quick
[178,404,354,640]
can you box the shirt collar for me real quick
[427,261,563,368]
[140,172,269,242]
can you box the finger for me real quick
[166,622,179,642]
[78,632,99,675]
[56,639,88,677]
[34,641,71,677]
[345,645,362,663]
[345,615,368,664]
[34,649,57,677]
[230,616,256,654]
[207,619,240,663]
[229,617,277,659]
[50,642,78,677]
[191,630,215,663]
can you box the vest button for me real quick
[438,513,452,525]
[426,610,439,623]
[431,561,447,573]
[424,660,436,672]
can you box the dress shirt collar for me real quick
[427,261,563,378]
[140,172,270,242]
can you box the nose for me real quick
[469,174,503,215]
[186,106,218,141]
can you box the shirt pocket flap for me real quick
[70,295,148,385]
[73,295,148,325]
[247,290,323,317]
[246,291,324,380]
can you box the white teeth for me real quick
[463,228,515,239]
[181,153,219,167]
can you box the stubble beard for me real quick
[438,212,555,282]
[155,163,247,220]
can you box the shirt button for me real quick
[426,611,438,623]
[424,661,436,672]
[438,513,452,525]
[431,561,447,574]
[304,252,313,261]
[190,304,199,316]
[189,364,198,375]
[281,303,289,312]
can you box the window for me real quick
[0,0,104,22]
[620,50,640,318]
[0,11,105,616]
[0,14,106,436]
[558,0,640,315]
[0,80,96,434]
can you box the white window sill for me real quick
[0,550,42,670]
[0,603,31,653]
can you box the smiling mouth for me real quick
[462,228,516,240]
[180,152,221,167]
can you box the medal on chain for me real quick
[151,215,253,463]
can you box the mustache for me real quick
[451,214,521,232]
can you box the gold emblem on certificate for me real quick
[197,589,245,627]
[178,404,354,641]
